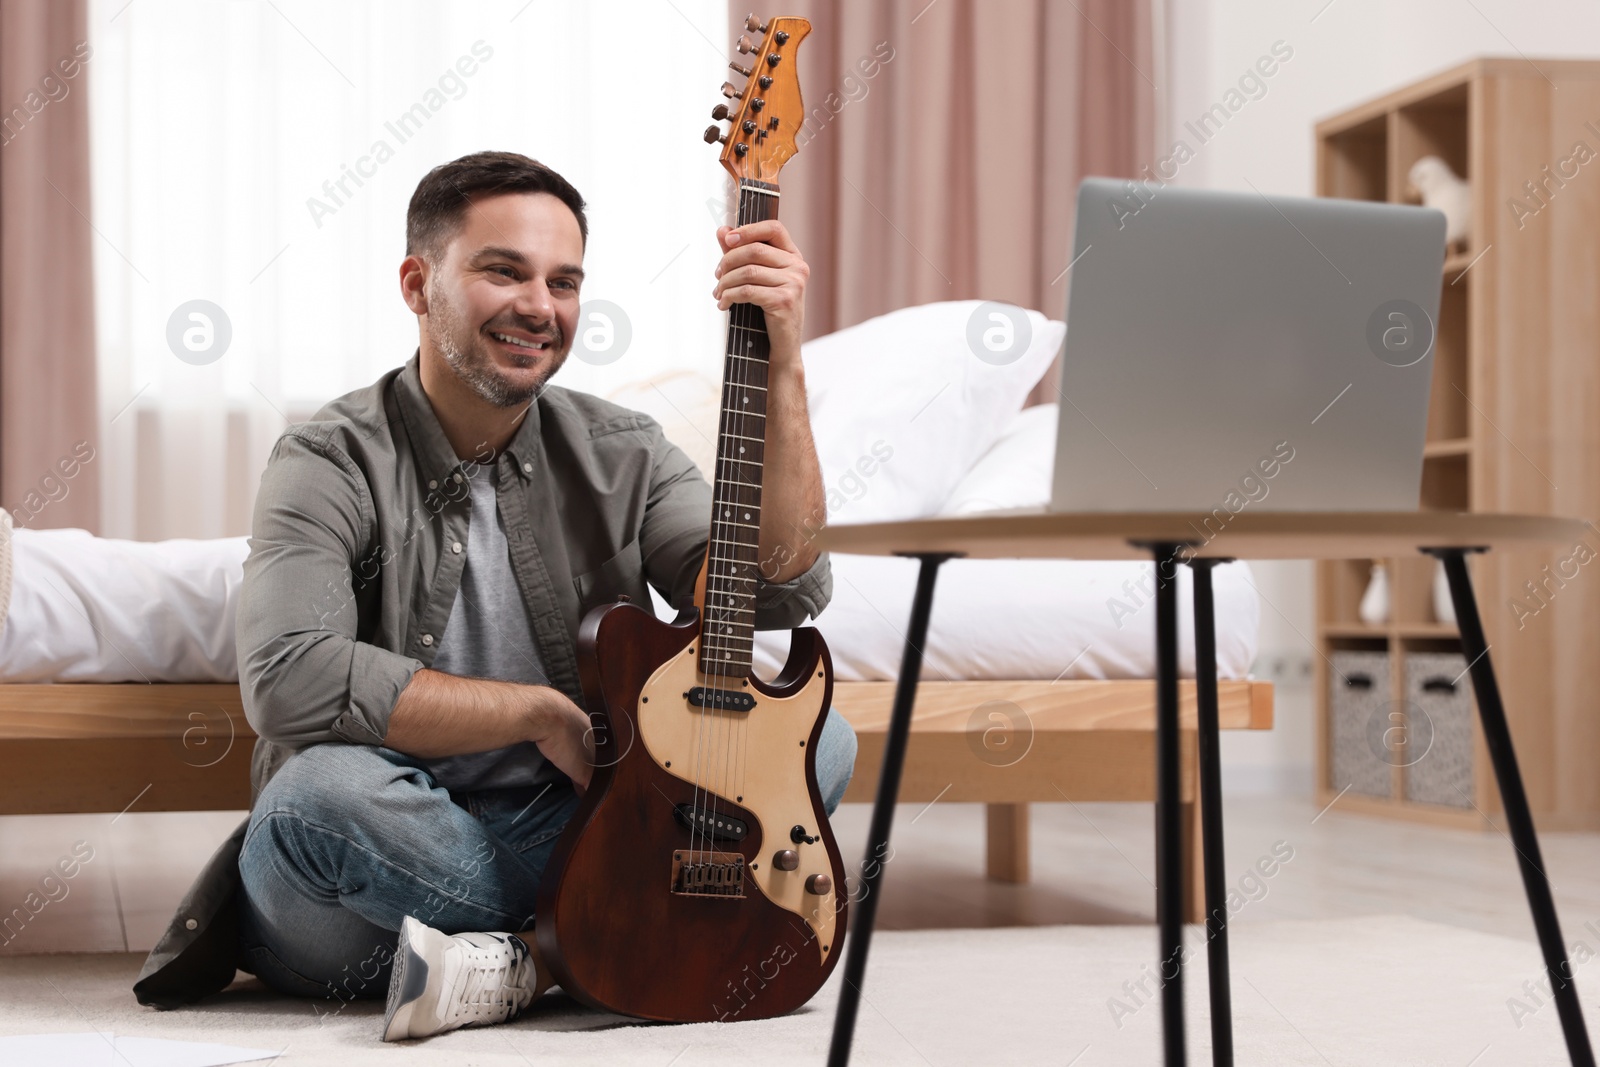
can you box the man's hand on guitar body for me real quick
[382,668,596,793]
[525,687,597,794]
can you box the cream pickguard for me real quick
[635,639,838,963]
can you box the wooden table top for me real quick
[815,508,1591,562]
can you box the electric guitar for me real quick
[535,14,845,1023]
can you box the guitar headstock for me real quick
[703,13,810,184]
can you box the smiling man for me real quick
[132,151,856,1039]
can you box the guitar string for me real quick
[705,174,760,869]
[720,180,758,870]
[693,179,750,870]
[732,180,771,873]
[732,182,765,849]
[710,179,756,872]
[698,184,738,872]
[714,179,767,875]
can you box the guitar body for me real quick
[535,601,847,1022]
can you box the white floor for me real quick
[4,794,1600,1064]
[9,794,1600,956]
[5,913,1595,1066]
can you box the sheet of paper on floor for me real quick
[0,1031,282,1067]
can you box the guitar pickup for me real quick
[686,686,755,712]
[674,803,748,842]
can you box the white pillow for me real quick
[803,301,1064,524]
[0,525,249,683]
[605,369,721,480]
[940,402,1058,515]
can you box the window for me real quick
[89,0,731,538]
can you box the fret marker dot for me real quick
[743,396,750,404]
[739,446,745,454]
[744,512,751,520]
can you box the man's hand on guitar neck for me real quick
[712,219,828,586]
[713,219,807,362]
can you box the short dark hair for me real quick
[406,150,588,262]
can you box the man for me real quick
[131,151,855,1040]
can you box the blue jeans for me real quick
[236,707,857,1003]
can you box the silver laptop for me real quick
[1049,178,1447,512]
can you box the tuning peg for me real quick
[711,103,730,120]
[720,80,741,100]
[744,13,766,33]
[703,125,727,145]
[736,34,756,54]
[729,61,753,78]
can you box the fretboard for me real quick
[699,179,779,677]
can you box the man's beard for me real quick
[427,280,565,408]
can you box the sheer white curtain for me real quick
[89,0,732,540]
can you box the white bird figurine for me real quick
[1359,561,1390,626]
[1408,155,1471,250]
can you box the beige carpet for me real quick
[1,915,1594,1065]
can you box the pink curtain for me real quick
[1,0,99,533]
[728,0,1155,403]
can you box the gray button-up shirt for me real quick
[134,349,831,1009]
[239,349,831,793]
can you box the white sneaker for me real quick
[381,915,540,1041]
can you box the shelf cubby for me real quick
[1391,84,1470,204]
[1420,453,1469,512]
[1390,556,1439,625]
[1320,557,1379,626]
[1320,115,1388,202]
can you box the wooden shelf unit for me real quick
[1314,58,1600,831]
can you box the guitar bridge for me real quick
[671,850,746,898]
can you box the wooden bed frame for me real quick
[0,678,1271,923]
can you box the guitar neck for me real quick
[700,179,779,677]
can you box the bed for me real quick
[0,520,1270,923]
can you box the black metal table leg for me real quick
[827,552,958,1067]
[1188,559,1233,1067]
[1429,548,1596,1067]
[1147,543,1188,1066]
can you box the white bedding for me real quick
[748,555,1257,682]
[0,525,246,684]
[0,523,1256,685]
